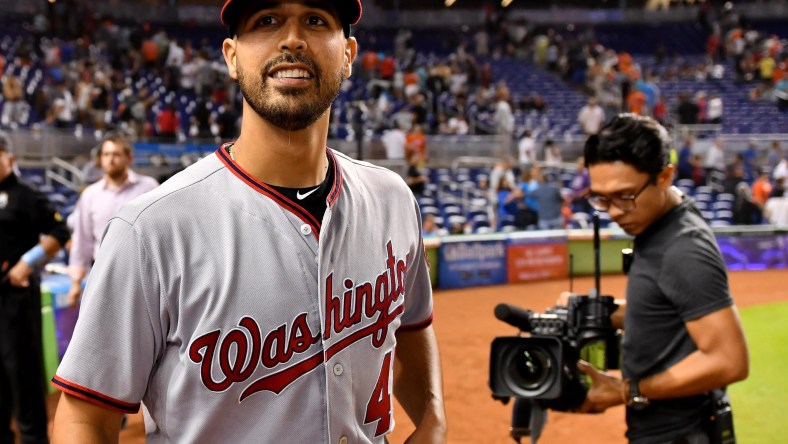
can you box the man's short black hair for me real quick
[584,113,670,178]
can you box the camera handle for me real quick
[510,398,547,444]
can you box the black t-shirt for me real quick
[268,154,334,224]
[676,102,700,125]
[406,165,425,195]
[0,174,70,272]
[623,194,733,443]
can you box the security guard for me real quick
[0,131,70,444]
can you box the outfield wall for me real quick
[39,226,786,387]
[426,226,788,289]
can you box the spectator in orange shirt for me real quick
[361,50,378,81]
[406,124,427,168]
[141,39,159,70]
[626,90,646,115]
[751,169,773,210]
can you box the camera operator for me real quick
[576,114,749,443]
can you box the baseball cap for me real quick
[221,0,362,37]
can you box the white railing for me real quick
[45,157,84,192]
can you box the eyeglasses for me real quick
[587,177,653,213]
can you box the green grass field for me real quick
[729,301,788,444]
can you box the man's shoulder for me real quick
[660,205,716,253]
[129,170,161,189]
[114,154,224,224]
[332,150,412,195]
[79,178,106,197]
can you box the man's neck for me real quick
[657,186,683,219]
[105,171,129,189]
[231,110,331,188]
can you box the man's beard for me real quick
[104,166,128,181]
[237,53,344,131]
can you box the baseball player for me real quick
[51,1,447,443]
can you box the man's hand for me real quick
[7,260,33,287]
[576,360,626,414]
[66,281,83,307]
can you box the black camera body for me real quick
[489,293,620,412]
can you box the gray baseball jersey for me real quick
[53,147,433,443]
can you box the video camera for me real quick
[488,212,622,442]
[489,293,620,410]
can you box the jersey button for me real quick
[338,436,348,444]
[300,224,312,236]
[333,363,344,376]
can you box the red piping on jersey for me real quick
[51,375,140,414]
[325,149,343,205]
[398,312,434,332]
[216,144,344,240]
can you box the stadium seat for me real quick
[716,193,735,203]
[712,201,733,211]
[443,206,462,217]
[694,193,712,203]
[696,186,714,195]
[421,206,440,216]
[419,197,436,207]
[715,210,733,221]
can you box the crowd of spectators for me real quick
[2,1,785,148]
[0,7,240,141]
[2,3,787,235]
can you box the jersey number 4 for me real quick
[364,351,393,437]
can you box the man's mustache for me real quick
[263,53,321,82]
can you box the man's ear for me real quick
[344,37,358,78]
[658,164,675,188]
[223,37,239,80]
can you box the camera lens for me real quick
[504,345,553,396]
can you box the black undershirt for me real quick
[268,154,334,224]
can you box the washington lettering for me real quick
[188,241,409,401]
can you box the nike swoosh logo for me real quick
[296,187,319,200]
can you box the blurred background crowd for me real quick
[1,0,787,236]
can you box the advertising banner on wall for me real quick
[424,238,440,288]
[439,236,507,289]
[716,233,788,270]
[507,232,568,282]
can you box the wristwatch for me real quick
[628,379,650,410]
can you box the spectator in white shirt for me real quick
[707,94,723,123]
[704,138,726,185]
[447,114,469,135]
[381,122,407,160]
[578,97,606,135]
[517,130,537,170]
[773,157,788,182]
[544,139,563,166]
[763,181,788,226]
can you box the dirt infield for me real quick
[43,269,786,443]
